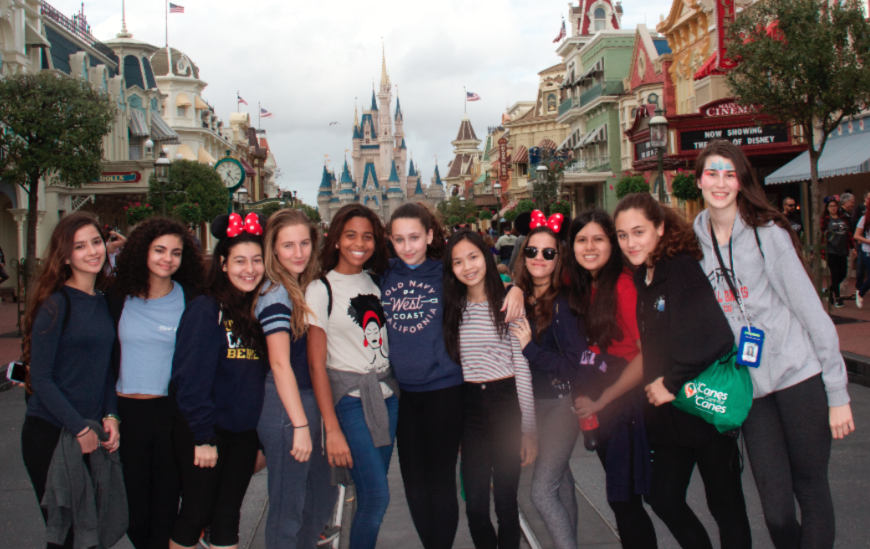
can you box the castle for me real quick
[317,50,445,224]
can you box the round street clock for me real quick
[215,157,245,193]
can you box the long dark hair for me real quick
[442,230,507,365]
[320,204,389,276]
[695,140,802,251]
[613,192,703,265]
[208,215,267,355]
[820,197,840,233]
[22,213,107,368]
[566,209,625,349]
[513,226,564,340]
[111,217,204,299]
[389,202,448,260]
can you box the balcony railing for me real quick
[579,81,625,108]
[40,1,117,62]
[558,98,579,117]
[564,155,610,173]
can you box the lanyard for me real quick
[710,223,755,332]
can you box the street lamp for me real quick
[536,164,548,184]
[237,186,249,215]
[155,149,172,217]
[493,182,503,236]
[649,107,669,203]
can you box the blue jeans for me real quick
[258,380,337,549]
[335,394,399,549]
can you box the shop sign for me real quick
[680,124,789,151]
[92,172,142,183]
[703,101,759,118]
[498,138,509,182]
[635,140,655,160]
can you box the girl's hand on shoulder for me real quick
[290,425,313,463]
[503,285,525,323]
[520,432,538,466]
[645,377,675,407]
[510,317,532,349]
[326,428,353,468]
[830,403,855,439]
[194,444,218,468]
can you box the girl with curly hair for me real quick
[169,213,268,549]
[106,217,203,549]
[614,192,751,549]
[306,203,396,549]
[254,209,337,548]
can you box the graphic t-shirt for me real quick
[306,270,392,397]
[825,217,850,256]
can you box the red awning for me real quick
[513,145,529,164]
[538,138,557,150]
[694,52,728,81]
[239,158,256,176]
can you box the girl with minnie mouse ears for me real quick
[168,212,269,549]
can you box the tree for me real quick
[437,196,478,222]
[292,202,321,223]
[727,0,870,254]
[0,72,116,281]
[515,199,535,214]
[615,175,651,199]
[147,160,229,224]
[671,170,701,202]
[260,201,283,219]
[530,150,566,215]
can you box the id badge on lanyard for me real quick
[711,224,765,368]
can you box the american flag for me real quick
[466,91,481,102]
[169,3,184,13]
[260,107,275,118]
[237,94,248,106]
[553,18,566,43]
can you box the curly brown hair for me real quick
[614,193,702,265]
[320,204,389,276]
[110,217,205,299]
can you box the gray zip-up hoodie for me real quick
[693,210,850,407]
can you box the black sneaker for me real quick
[316,525,341,546]
[834,300,845,308]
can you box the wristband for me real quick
[294,424,309,429]
[76,427,91,438]
[103,414,121,424]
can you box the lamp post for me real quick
[155,149,172,217]
[493,182,502,236]
[237,186,249,215]
[649,107,669,203]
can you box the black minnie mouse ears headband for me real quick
[210,212,264,240]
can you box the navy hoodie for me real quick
[170,295,267,441]
[381,258,464,392]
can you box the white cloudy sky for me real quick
[51,0,672,205]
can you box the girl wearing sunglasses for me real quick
[510,216,599,549]
[443,229,536,549]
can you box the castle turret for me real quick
[339,160,355,204]
[377,47,394,185]
[317,164,334,212]
[406,157,419,199]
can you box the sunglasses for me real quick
[524,247,558,261]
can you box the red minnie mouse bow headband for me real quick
[227,212,263,237]
[529,210,564,233]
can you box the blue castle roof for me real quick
[395,97,402,120]
[362,163,379,189]
[407,160,417,177]
[399,138,407,150]
[433,165,443,185]
[370,90,378,111]
[353,124,362,139]
[360,113,375,137]
[340,160,354,185]
[318,166,333,196]
[414,178,424,195]
[388,161,400,183]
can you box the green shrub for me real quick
[515,199,535,214]
[671,171,701,202]
[125,203,154,225]
[172,202,202,224]
[615,175,650,199]
[549,200,572,216]
[504,209,518,222]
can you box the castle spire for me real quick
[380,44,390,87]
[117,0,132,38]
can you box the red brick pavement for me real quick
[0,298,23,366]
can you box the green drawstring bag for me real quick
[672,346,753,433]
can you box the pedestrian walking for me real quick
[693,140,854,549]
[495,226,517,266]
[854,194,870,308]
[614,193,752,549]
[255,209,337,549]
[853,192,869,289]
[384,204,524,549]
[443,229,537,549]
[306,204,397,549]
[782,197,803,235]
[169,213,268,549]
[108,218,203,549]
[20,212,122,549]
[820,197,853,307]
[566,209,656,549]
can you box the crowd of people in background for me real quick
[16,139,858,549]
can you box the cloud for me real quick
[50,0,675,206]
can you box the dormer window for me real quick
[594,8,606,31]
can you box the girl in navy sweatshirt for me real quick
[21,213,119,548]
[169,213,268,549]
[384,203,524,549]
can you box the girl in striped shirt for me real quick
[443,229,537,549]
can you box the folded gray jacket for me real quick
[41,420,128,549]
[328,367,399,447]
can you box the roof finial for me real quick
[117,0,132,37]
[380,42,390,87]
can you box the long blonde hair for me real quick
[261,209,319,340]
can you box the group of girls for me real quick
[20,137,855,549]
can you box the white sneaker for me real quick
[857,293,864,308]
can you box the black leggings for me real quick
[171,418,259,547]
[742,374,834,549]
[20,415,85,549]
[597,434,657,549]
[648,434,751,549]
[461,378,523,549]
[396,384,464,549]
[118,397,180,549]
[827,253,848,302]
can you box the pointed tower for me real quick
[406,157,419,199]
[377,46,394,183]
[317,164,334,218]
[387,160,404,214]
[338,159,355,205]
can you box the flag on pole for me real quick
[169,3,185,13]
[553,18,566,43]
[466,91,481,102]
[260,107,275,118]
[237,94,248,106]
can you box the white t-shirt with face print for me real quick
[306,270,392,397]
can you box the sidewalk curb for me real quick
[0,380,12,393]
[843,351,870,388]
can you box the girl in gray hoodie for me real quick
[692,140,854,549]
